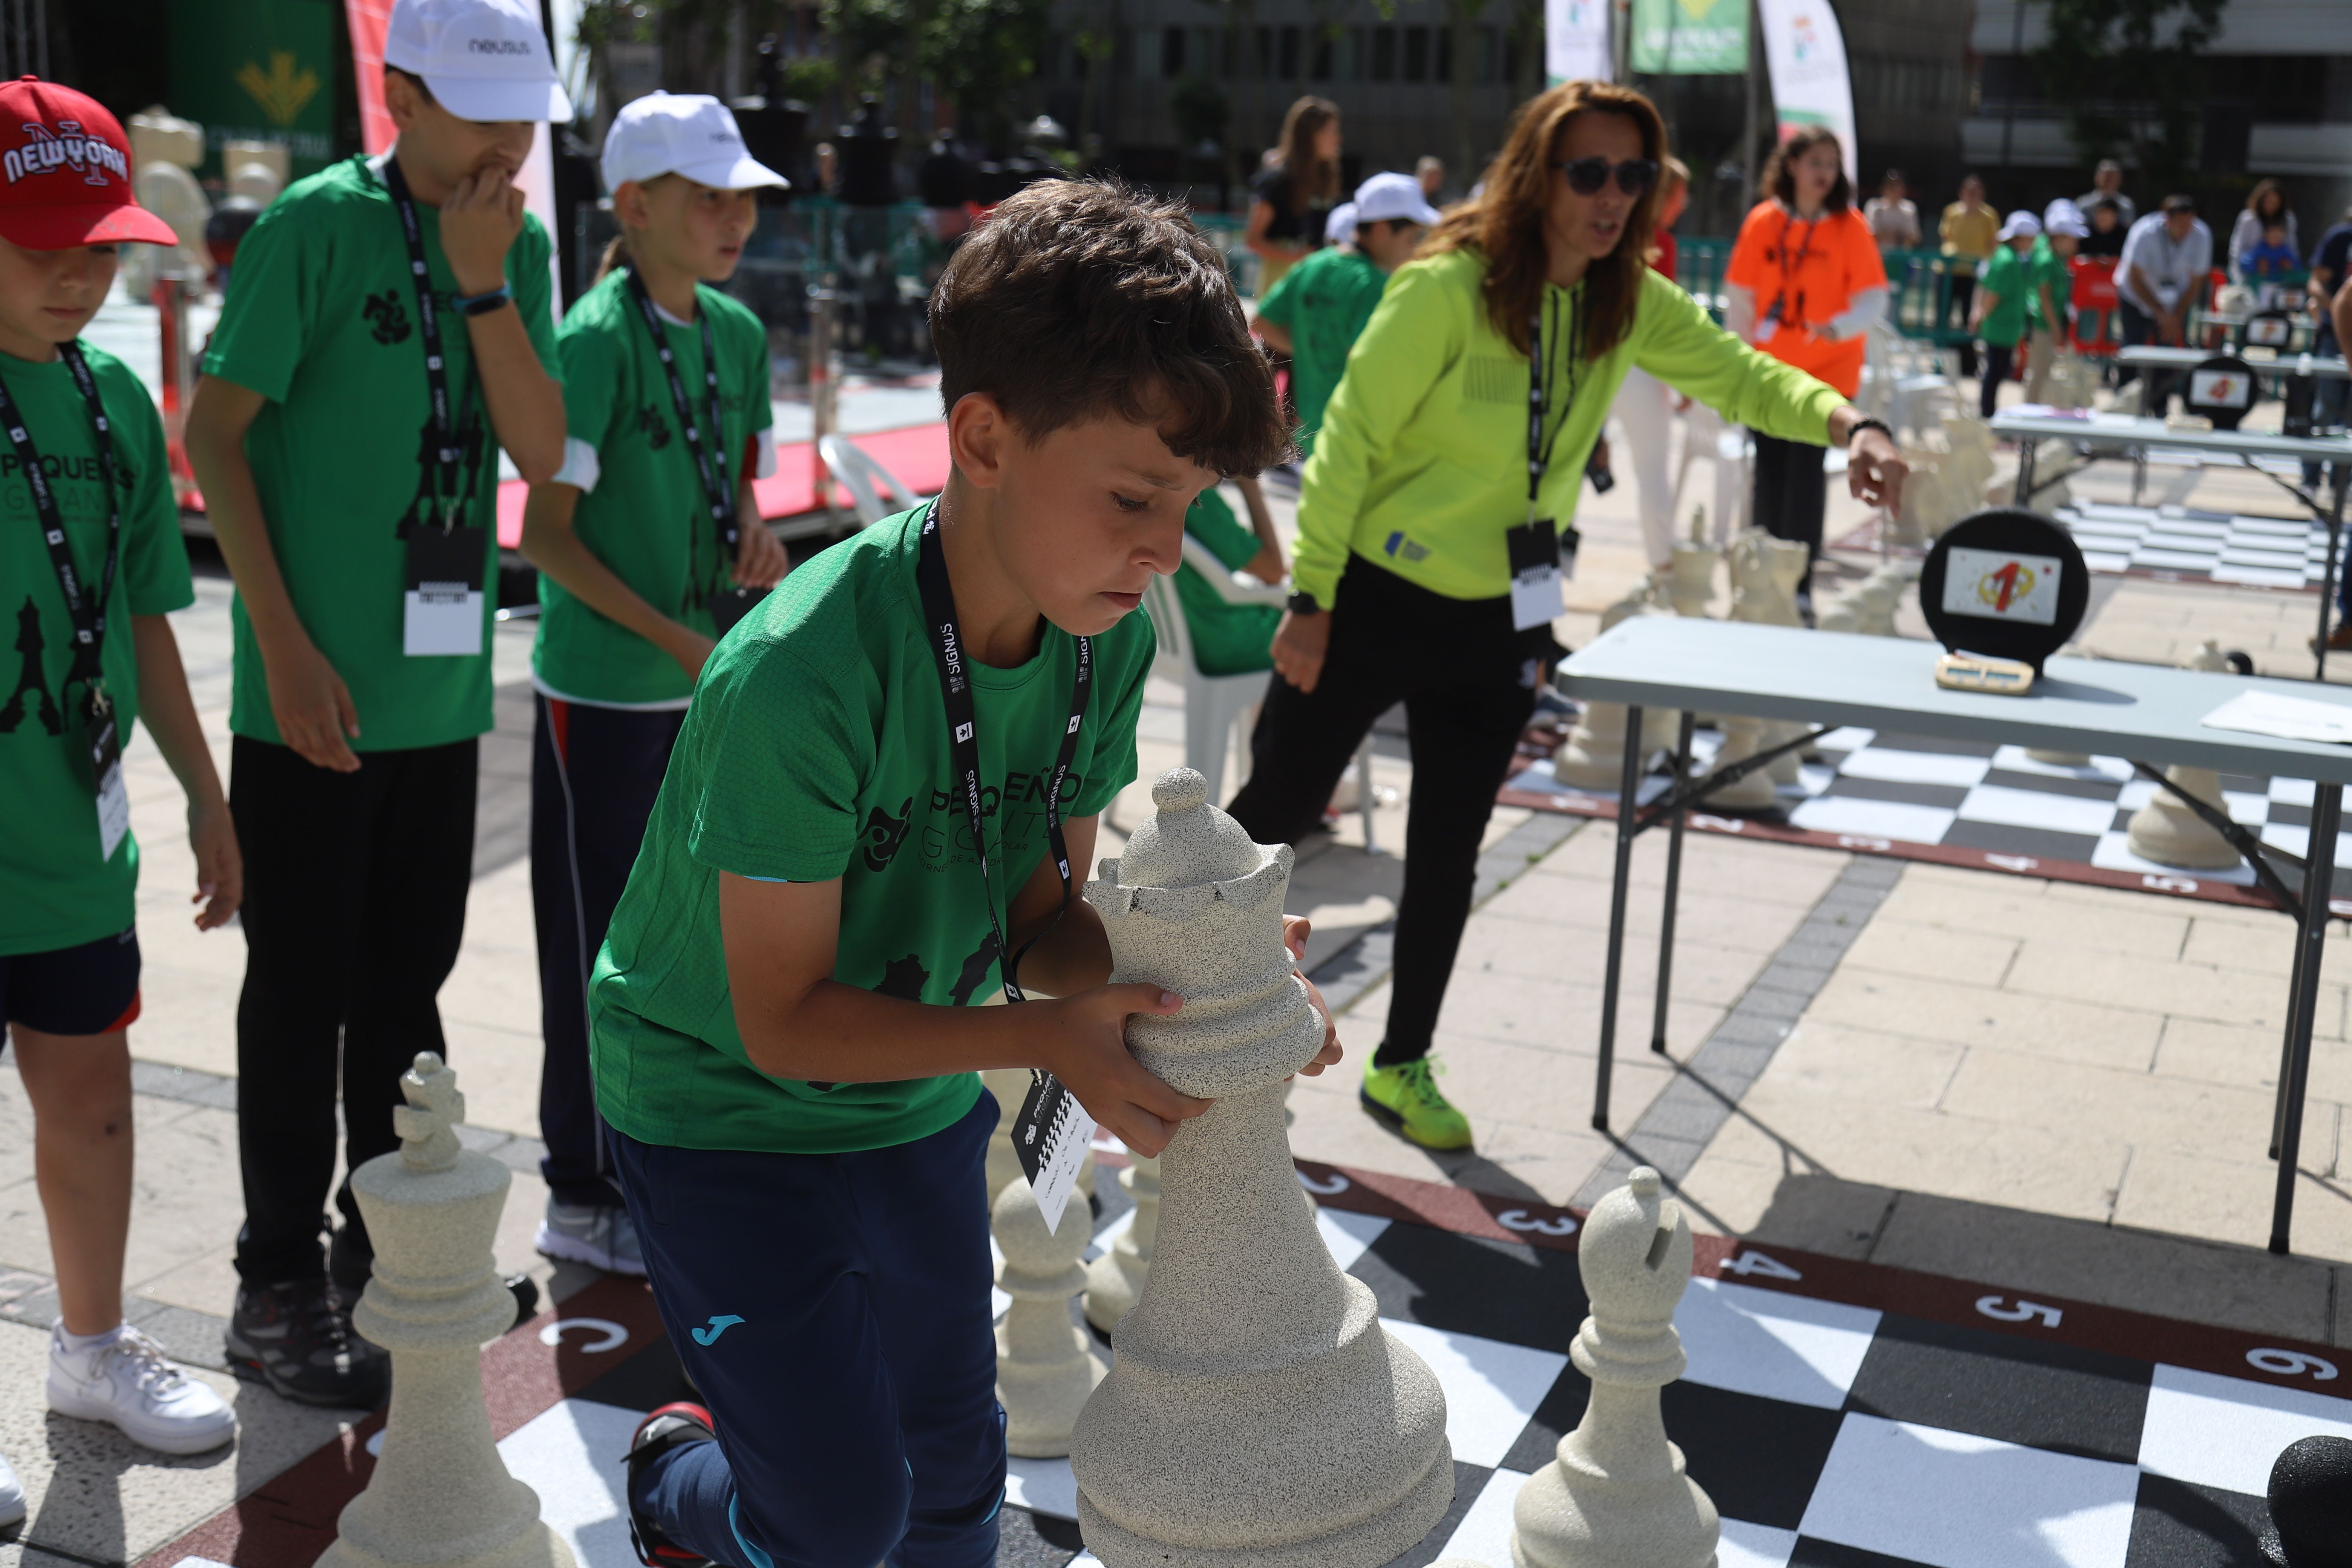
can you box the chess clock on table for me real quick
[1919,508,2089,695]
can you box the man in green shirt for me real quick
[182,0,570,1409]
[1254,171,1439,455]
[1969,210,2039,420]
[596,180,1330,1568]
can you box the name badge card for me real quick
[1011,1070,1096,1234]
[87,707,128,862]
[1507,519,1571,632]
[404,524,487,657]
[1940,546,2063,626]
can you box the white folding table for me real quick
[1556,616,2352,1255]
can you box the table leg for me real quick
[1593,704,1644,1132]
[1652,712,1697,1055]
[2271,783,2341,1255]
[2016,440,2038,510]
[2318,479,2347,681]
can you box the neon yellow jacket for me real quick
[1293,248,1848,609]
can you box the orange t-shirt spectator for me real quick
[1724,191,1886,398]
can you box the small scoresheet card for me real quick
[2189,368,2253,410]
[1012,1069,1096,1234]
[1941,546,2063,626]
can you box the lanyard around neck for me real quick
[380,155,471,533]
[911,501,1093,1003]
[0,344,121,714]
[622,269,741,578]
[1526,288,1585,524]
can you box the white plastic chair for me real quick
[1140,536,1290,808]
[816,432,922,528]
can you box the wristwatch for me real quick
[1844,416,1893,447]
[1285,590,1325,616]
[453,283,514,317]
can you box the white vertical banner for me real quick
[1547,0,1612,84]
[1755,0,1858,189]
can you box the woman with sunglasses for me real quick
[1722,127,1888,611]
[1227,80,1906,1152]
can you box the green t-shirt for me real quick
[1173,487,1279,677]
[588,505,1155,1153]
[202,154,562,752]
[534,272,775,707]
[0,345,193,956]
[2027,239,2070,336]
[1976,242,2030,348]
[1255,246,1389,456]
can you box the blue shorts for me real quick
[0,927,141,1037]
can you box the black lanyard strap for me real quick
[380,156,469,534]
[0,343,121,714]
[1768,208,1821,329]
[1526,287,1586,522]
[622,268,741,586]
[912,501,1092,1003]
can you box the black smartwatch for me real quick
[1285,591,1325,616]
[1844,416,1893,447]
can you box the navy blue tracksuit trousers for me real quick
[611,1092,1006,1568]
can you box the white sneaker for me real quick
[47,1324,238,1455]
[534,1199,648,1276]
[0,1446,23,1525]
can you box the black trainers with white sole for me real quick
[626,1402,719,1566]
[225,1278,389,1409]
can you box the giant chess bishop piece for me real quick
[2128,640,2241,870]
[1512,1167,1718,1568]
[320,1054,574,1568]
[995,1175,1106,1457]
[1083,1152,1160,1331]
[1070,769,1453,1565]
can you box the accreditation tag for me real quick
[1011,1069,1096,1235]
[404,524,487,657]
[1507,518,1567,632]
[87,706,128,862]
[708,583,767,638]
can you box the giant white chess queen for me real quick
[1069,768,1454,1565]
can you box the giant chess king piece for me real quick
[1070,769,1453,1565]
[320,1053,574,1568]
[1512,1167,1718,1568]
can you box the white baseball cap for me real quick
[1998,209,2041,241]
[2042,199,2089,239]
[1353,171,1442,228]
[1323,202,1358,246]
[602,92,788,194]
[384,0,571,123]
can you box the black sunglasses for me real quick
[1551,157,1659,197]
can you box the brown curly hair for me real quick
[1422,80,1667,360]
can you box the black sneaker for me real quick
[625,1402,718,1565]
[225,1279,390,1409]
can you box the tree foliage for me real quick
[2030,0,2225,197]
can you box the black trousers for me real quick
[1225,558,1540,1064]
[532,694,686,1210]
[1948,274,1979,377]
[231,735,477,1285]
[1979,341,2017,420]
[1750,433,1828,594]
[2116,298,2180,413]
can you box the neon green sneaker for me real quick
[1360,1057,1473,1150]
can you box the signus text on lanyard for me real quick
[913,501,1098,1231]
[1508,288,1585,632]
[0,345,130,860]
[382,155,489,658]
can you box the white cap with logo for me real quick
[1353,171,1442,228]
[384,0,572,123]
[1998,209,2042,241]
[601,92,789,193]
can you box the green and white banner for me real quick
[1630,0,1748,75]
[1546,0,1612,84]
[1758,0,1857,186]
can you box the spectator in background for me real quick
[2301,207,2352,490]
[835,96,905,355]
[1969,211,2037,420]
[1940,173,1998,377]
[2116,194,2213,411]
[2076,159,2136,229]
[1416,155,1445,203]
[811,140,838,197]
[2243,221,2302,303]
[917,133,975,246]
[1612,155,1694,571]
[1245,96,1343,292]
[2079,196,2126,260]
[1864,169,1919,254]
[2230,179,2299,286]
[2026,201,2085,403]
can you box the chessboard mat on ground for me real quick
[1830,502,2332,589]
[141,1159,2351,1568]
[1500,724,2352,917]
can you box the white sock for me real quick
[54,1321,126,1356]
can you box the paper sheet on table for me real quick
[2202,689,2352,745]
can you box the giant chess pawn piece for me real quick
[2128,640,2241,870]
[320,1054,574,1568]
[2266,1434,2352,1567]
[995,1176,1106,1457]
[1512,1167,1718,1568]
[1666,519,1719,619]
[1083,1153,1160,1332]
[1071,769,1453,1565]
[1556,583,1679,790]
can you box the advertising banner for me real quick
[1546,0,1612,84]
[346,0,397,155]
[170,0,337,176]
[1756,0,1857,187]
[1630,0,1749,75]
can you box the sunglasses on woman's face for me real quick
[1551,157,1659,197]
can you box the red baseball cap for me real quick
[0,77,178,250]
